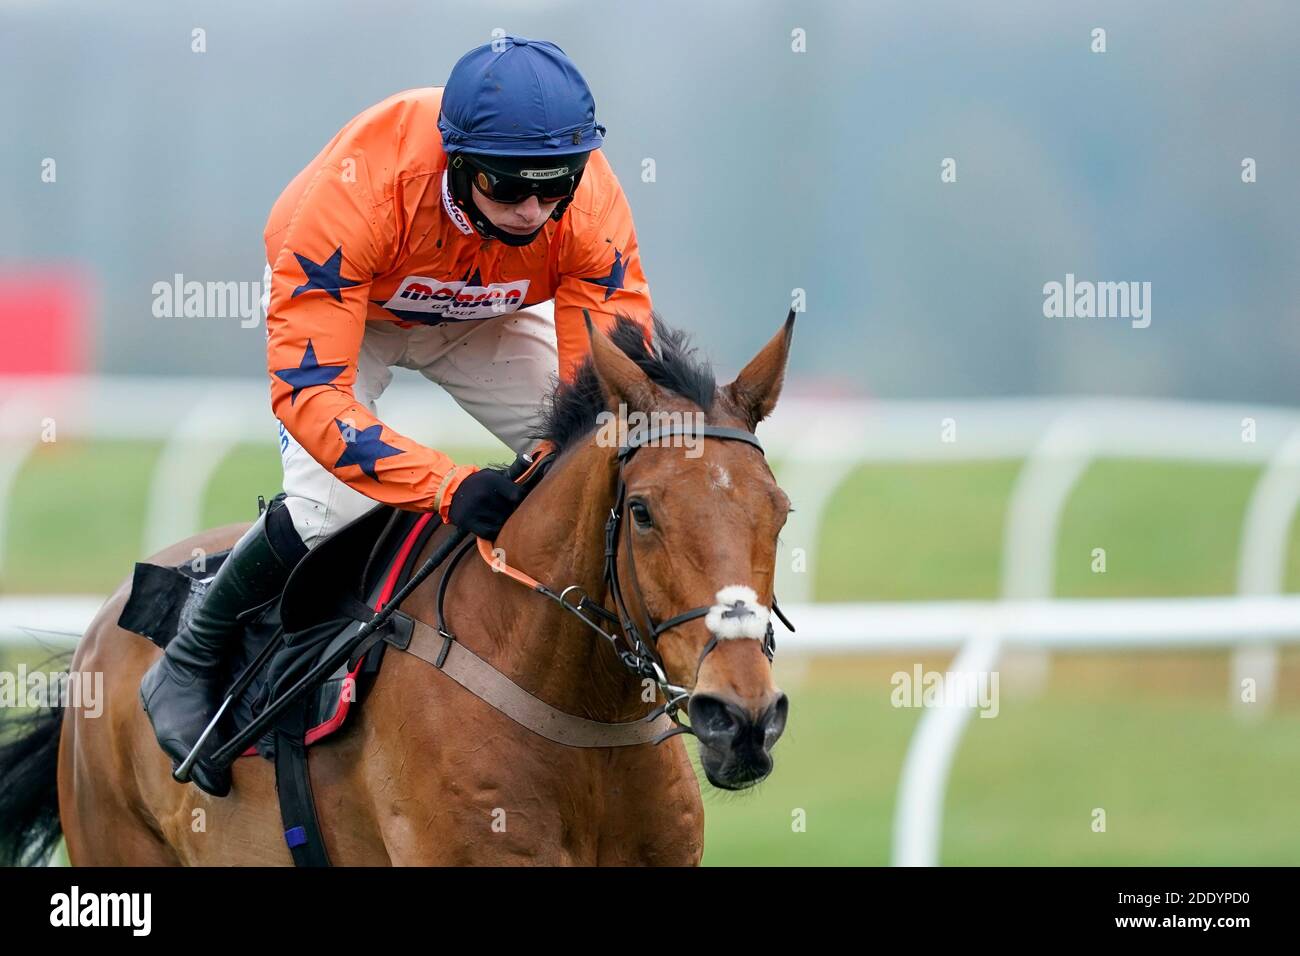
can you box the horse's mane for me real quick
[532,314,717,452]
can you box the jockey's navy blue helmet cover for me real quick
[439,36,606,157]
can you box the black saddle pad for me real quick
[119,504,442,760]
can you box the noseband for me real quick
[434,424,794,741]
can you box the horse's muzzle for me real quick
[688,691,788,790]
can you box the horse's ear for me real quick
[585,311,659,413]
[725,309,795,429]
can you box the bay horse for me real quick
[0,313,794,866]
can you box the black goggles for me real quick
[460,153,587,204]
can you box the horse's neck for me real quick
[421,441,647,722]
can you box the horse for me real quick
[0,312,794,866]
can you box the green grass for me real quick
[700,653,1300,866]
[200,443,289,531]
[8,445,1300,865]
[812,461,1019,600]
[810,458,1300,601]
[941,671,1300,865]
[5,441,162,594]
[1056,460,1261,597]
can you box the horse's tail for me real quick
[0,690,66,866]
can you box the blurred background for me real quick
[2,0,1299,865]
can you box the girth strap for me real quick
[389,615,676,748]
[274,698,331,867]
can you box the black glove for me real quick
[447,468,526,539]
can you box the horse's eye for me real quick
[629,500,654,528]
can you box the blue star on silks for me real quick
[333,419,403,480]
[292,246,362,301]
[273,340,346,405]
[580,248,626,301]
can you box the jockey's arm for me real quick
[553,159,654,381]
[264,161,477,519]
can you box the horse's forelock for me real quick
[532,313,717,452]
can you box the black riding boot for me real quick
[139,503,306,796]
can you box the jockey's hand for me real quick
[447,468,526,539]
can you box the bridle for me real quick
[433,423,794,741]
[604,425,791,679]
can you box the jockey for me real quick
[140,36,654,796]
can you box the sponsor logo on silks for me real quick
[441,170,474,236]
[381,274,531,321]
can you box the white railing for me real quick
[4,378,1300,867]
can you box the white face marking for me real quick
[704,585,770,640]
[708,464,733,492]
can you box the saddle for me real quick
[120,501,442,758]
[120,499,445,865]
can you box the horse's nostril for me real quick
[688,694,744,744]
[758,692,789,749]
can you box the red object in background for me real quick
[0,266,93,374]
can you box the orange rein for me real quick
[476,536,545,591]
[474,440,556,592]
